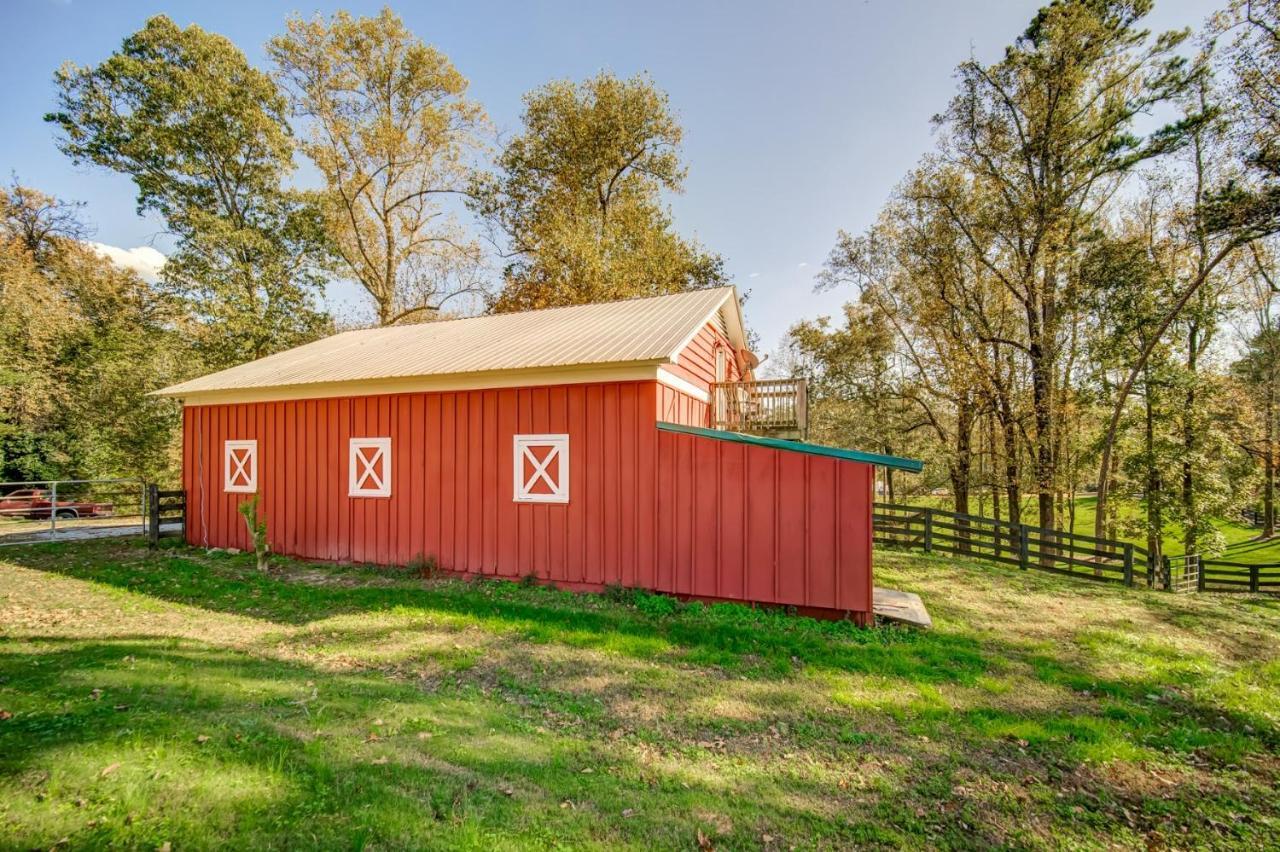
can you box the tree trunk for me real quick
[953,398,974,551]
[1266,378,1276,539]
[1031,346,1056,533]
[884,445,896,504]
[1107,444,1120,542]
[988,410,1003,556]
[1182,323,1198,557]
[1144,376,1163,571]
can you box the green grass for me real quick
[1,539,1278,849]
[907,493,1280,564]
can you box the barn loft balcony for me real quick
[711,378,809,440]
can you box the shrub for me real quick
[602,583,630,603]
[409,552,441,580]
[631,589,679,618]
[236,494,270,572]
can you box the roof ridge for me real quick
[335,286,736,335]
[153,285,744,399]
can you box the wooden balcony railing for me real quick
[711,379,808,438]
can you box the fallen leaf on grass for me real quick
[100,763,120,778]
[697,828,714,850]
[621,808,636,818]
[195,734,210,744]
[0,710,11,721]
[371,757,389,765]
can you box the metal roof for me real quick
[656,422,925,472]
[156,287,741,397]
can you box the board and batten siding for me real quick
[183,379,875,621]
[654,426,873,617]
[185,381,660,588]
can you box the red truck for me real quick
[0,488,114,520]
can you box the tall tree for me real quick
[46,14,330,368]
[932,0,1198,530]
[270,8,489,326]
[1091,0,1280,537]
[473,71,727,312]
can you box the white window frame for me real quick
[349,437,392,498]
[224,440,258,493]
[513,434,569,504]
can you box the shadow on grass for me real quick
[2,635,1273,850]
[3,539,992,685]
[4,637,906,848]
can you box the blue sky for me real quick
[2,0,1217,355]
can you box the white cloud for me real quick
[89,242,166,283]
[797,262,809,269]
[748,272,760,278]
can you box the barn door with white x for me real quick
[224,440,257,493]
[349,437,391,497]
[513,434,569,503]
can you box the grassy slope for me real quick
[0,540,1277,850]
[906,494,1280,564]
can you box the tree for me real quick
[270,8,489,326]
[0,177,89,262]
[0,183,187,482]
[46,14,330,368]
[473,71,727,312]
[932,0,1199,530]
[785,301,928,503]
[1234,240,1280,537]
[1091,1,1280,538]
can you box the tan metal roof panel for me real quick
[156,287,739,397]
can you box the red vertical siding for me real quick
[653,429,874,618]
[182,379,875,621]
[656,384,710,428]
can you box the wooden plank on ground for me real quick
[873,586,932,629]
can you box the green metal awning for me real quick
[656,422,924,473]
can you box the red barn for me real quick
[156,287,921,624]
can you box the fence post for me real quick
[1197,556,1205,592]
[1161,555,1171,591]
[49,480,58,535]
[1122,543,1134,588]
[923,509,934,554]
[1017,524,1030,571]
[147,483,159,548]
[1251,564,1260,594]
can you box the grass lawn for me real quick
[1,540,1278,849]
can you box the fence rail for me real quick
[875,502,1280,594]
[146,484,186,547]
[0,479,146,545]
[1199,559,1280,593]
[875,502,1158,588]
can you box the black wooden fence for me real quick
[1199,560,1280,593]
[874,503,1146,586]
[872,503,1278,594]
[146,484,186,547]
